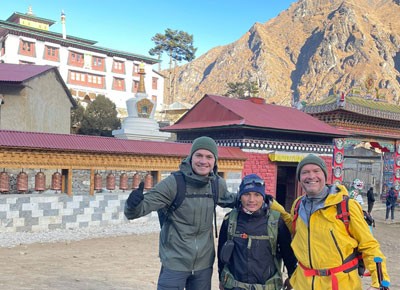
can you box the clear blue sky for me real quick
[1,0,296,67]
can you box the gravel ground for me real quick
[0,219,161,248]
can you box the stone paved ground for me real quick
[0,203,398,290]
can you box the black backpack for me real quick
[157,171,220,234]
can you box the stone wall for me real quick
[0,191,133,233]
[0,191,233,233]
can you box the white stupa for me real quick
[112,64,171,141]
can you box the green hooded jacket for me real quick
[124,156,236,271]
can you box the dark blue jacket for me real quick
[217,207,297,285]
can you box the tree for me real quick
[70,101,85,134]
[225,80,260,99]
[78,95,121,137]
[149,28,197,104]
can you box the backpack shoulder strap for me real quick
[292,197,303,235]
[157,171,187,226]
[211,175,219,206]
[336,195,351,235]
[170,171,186,213]
[227,209,238,240]
[268,210,280,257]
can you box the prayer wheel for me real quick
[132,173,140,189]
[0,171,10,193]
[119,173,128,191]
[17,171,28,192]
[35,171,46,191]
[94,173,102,191]
[144,173,153,190]
[106,172,115,191]
[51,171,62,191]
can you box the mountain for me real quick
[163,0,400,107]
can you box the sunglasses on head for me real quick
[243,177,265,187]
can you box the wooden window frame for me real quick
[44,46,60,62]
[19,40,36,57]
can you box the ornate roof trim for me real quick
[303,95,400,121]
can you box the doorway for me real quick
[276,164,298,211]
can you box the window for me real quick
[0,40,5,56]
[133,63,139,76]
[152,77,158,90]
[19,40,35,57]
[69,71,105,89]
[68,51,84,67]
[44,46,59,62]
[152,95,158,104]
[92,56,105,71]
[113,77,125,91]
[132,80,139,93]
[112,60,125,74]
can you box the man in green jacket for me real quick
[124,136,236,290]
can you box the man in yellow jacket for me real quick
[289,154,390,290]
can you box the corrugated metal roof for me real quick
[163,94,346,137]
[0,130,247,160]
[0,63,55,83]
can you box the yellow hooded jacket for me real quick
[289,185,389,290]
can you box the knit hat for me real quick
[296,154,327,181]
[238,174,266,200]
[190,136,218,161]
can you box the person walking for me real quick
[217,174,297,290]
[289,154,390,290]
[385,186,398,223]
[367,187,375,214]
[124,136,236,290]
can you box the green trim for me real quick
[304,95,400,121]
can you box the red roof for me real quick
[0,63,56,83]
[163,94,346,137]
[0,130,247,160]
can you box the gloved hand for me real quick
[126,182,144,208]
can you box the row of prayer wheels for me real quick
[94,172,153,191]
[0,170,62,193]
[0,169,153,193]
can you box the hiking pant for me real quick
[385,205,395,220]
[157,265,213,290]
[367,202,374,214]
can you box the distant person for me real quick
[124,136,236,290]
[385,186,398,223]
[217,174,296,290]
[290,154,390,290]
[367,187,375,214]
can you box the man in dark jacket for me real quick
[367,187,375,214]
[217,174,296,290]
[124,136,236,290]
[385,186,398,223]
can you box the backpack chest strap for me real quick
[232,233,272,249]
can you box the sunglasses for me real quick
[242,178,265,187]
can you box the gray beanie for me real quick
[296,154,327,181]
[190,136,218,161]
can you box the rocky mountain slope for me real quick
[164,0,400,107]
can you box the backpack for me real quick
[292,194,372,276]
[219,208,283,289]
[157,171,220,234]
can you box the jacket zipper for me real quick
[330,229,344,262]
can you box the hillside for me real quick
[163,0,400,107]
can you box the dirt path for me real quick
[0,207,399,290]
